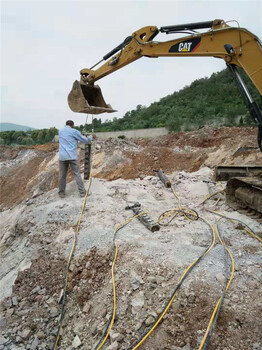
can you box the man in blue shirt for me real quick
[58,120,96,198]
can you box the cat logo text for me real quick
[178,42,192,52]
[169,38,201,53]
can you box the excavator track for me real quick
[215,165,262,181]
[226,177,262,222]
[215,166,262,222]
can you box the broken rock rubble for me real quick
[0,150,261,350]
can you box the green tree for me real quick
[74,67,262,133]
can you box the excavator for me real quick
[68,19,262,215]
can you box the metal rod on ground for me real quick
[84,144,91,180]
[125,202,160,232]
[84,114,91,180]
[155,169,171,188]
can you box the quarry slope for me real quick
[1,126,261,211]
[0,127,261,350]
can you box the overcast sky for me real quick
[1,0,262,129]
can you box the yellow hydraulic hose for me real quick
[171,184,181,208]
[198,219,235,350]
[97,170,216,350]
[53,144,95,350]
[94,211,149,350]
[199,210,261,349]
[157,207,198,224]
[242,226,262,242]
[94,243,118,350]
[127,217,216,350]
[208,210,262,243]
[126,169,216,350]
[201,188,225,205]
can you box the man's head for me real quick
[66,120,74,128]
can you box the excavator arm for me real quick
[68,19,262,147]
[79,20,262,92]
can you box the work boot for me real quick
[59,192,65,198]
[80,191,91,198]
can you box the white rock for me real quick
[110,332,124,343]
[131,291,144,308]
[30,336,39,350]
[131,278,140,290]
[83,302,91,313]
[145,315,155,326]
[107,341,119,350]
[216,272,226,284]
[72,335,81,348]
[17,328,31,340]
[31,286,41,294]
[0,337,9,346]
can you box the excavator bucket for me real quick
[68,80,116,115]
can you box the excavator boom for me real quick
[68,19,262,116]
[68,19,262,218]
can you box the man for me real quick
[58,120,96,198]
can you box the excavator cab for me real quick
[68,80,116,115]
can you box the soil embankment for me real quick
[1,127,261,210]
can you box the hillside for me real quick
[81,68,261,133]
[0,123,35,132]
[1,68,261,147]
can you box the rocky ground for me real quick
[0,127,261,350]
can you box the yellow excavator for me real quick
[68,19,262,214]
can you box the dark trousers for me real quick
[59,160,85,195]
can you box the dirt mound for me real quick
[33,143,59,152]
[0,146,20,161]
[93,127,261,180]
[0,150,58,211]
[100,147,204,181]
[1,127,261,210]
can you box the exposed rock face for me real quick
[1,127,261,210]
[0,130,261,350]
